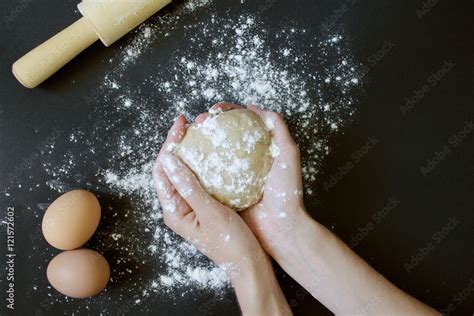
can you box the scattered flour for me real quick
[99,13,362,299]
[29,0,364,312]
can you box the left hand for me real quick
[152,114,268,274]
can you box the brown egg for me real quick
[42,190,101,250]
[47,249,110,298]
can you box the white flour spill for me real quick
[111,0,213,69]
[26,0,364,312]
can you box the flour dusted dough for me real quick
[175,109,273,210]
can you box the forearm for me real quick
[230,256,292,316]
[273,210,439,315]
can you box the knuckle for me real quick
[211,102,227,110]
[163,213,179,230]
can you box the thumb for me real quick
[160,152,224,220]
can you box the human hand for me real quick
[202,103,310,263]
[186,104,438,316]
[241,105,312,261]
[153,113,292,315]
[152,114,266,270]
[237,106,437,316]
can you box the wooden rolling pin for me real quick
[12,0,171,88]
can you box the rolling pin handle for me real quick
[12,17,98,89]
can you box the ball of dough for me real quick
[175,109,274,210]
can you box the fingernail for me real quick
[209,107,222,115]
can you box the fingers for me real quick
[160,152,222,220]
[209,102,242,114]
[153,115,193,229]
[153,160,174,206]
[194,102,241,125]
[195,113,209,124]
[161,115,188,153]
[152,159,191,229]
[247,105,298,148]
[155,115,189,202]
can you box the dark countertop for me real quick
[0,0,473,315]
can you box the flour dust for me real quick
[29,0,364,312]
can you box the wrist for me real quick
[229,250,273,290]
[230,254,290,315]
[267,206,315,260]
[270,207,329,272]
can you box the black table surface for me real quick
[1,0,473,315]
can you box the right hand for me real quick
[205,103,311,262]
[241,105,311,262]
